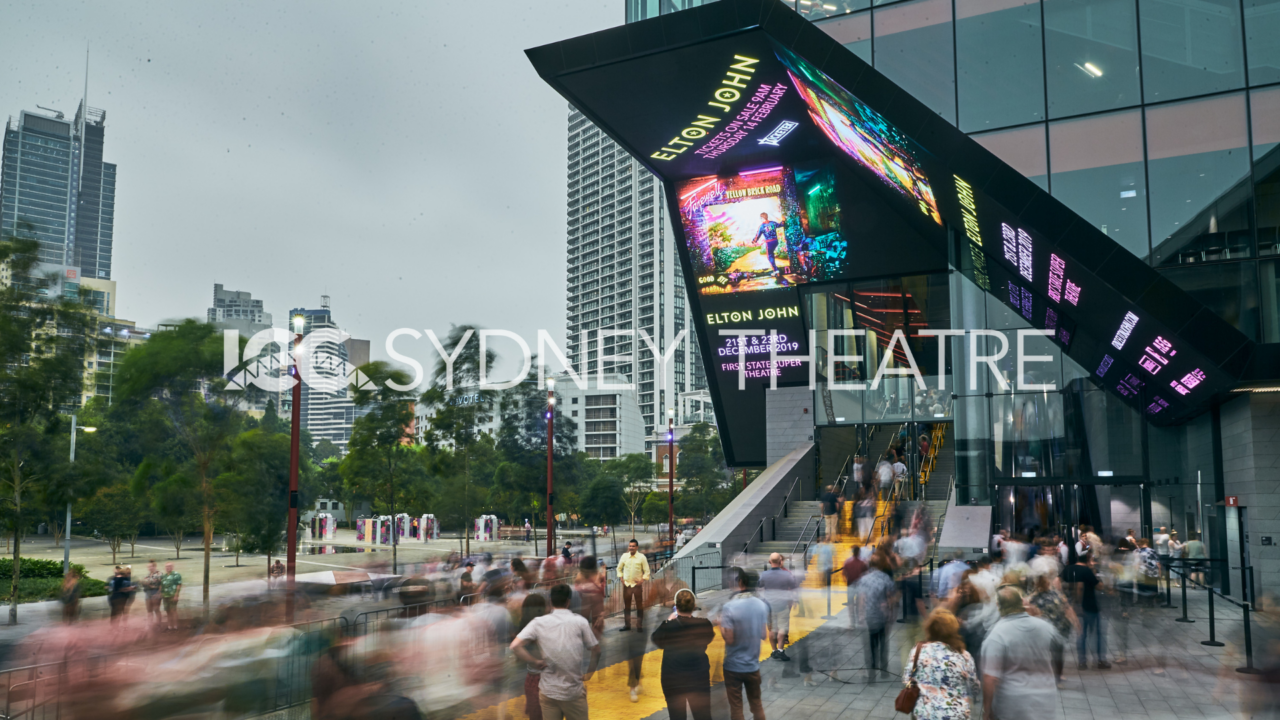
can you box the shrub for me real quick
[0,558,91,580]
[0,577,108,603]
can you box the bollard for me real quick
[1202,580,1224,647]
[1174,566,1194,623]
[1237,602,1262,674]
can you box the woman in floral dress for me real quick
[905,608,980,720]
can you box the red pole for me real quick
[286,324,302,622]
[546,383,555,559]
[668,413,675,549]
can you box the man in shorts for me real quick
[757,553,797,661]
[160,562,182,631]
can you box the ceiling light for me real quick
[1074,62,1103,78]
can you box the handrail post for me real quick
[1203,576,1223,645]
[1174,563,1193,623]
[1238,601,1262,674]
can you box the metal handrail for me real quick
[790,514,822,559]
[743,516,768,557]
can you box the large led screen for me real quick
[776,48,943,226]
[679,162,846,295]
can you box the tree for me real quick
[579,476,627,527]
[342,361,426,574]
[0,229,99,623]
[603,453,654,532]
[642,492,668,529]
[675,423,734,522]
[137,460,200,560]
[78,483,146,564]
[115,320,246,615]
[216,429,316,565]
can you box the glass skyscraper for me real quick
[0,102,116,280]
[628,0,1280,345]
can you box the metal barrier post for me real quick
[1162,559,1175,608]
[1201,580,1224,646]
[1238,601,1262,674]
[691,566,697,596]
[1174,564,1193,623]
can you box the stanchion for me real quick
[822,574,835,619]
[1202,579,1224,647]
[897,579,908,624]
[1162,559,1176,608]
[1174,566,1194,623]
[1238,602,1262,674]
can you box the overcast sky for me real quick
[2,1,618,380]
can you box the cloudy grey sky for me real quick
[2,0,618,379]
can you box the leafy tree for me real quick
[642,491,668,529]
[0,229,98,624]
[217,429,317,565]
[77,483,146,564]
[115,320,246,614]
[579,476,627,527]
[342,361,427,574]
[675,423,734,522]
[313,438,341,463]
[137,460,200,560]
[602,453,654,532]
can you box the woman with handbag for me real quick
[651,589,715,720]
[899,608,980,719]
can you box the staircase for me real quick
[755,500,823,556]
[924,424,955,502]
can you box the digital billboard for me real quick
[679,162,845,295]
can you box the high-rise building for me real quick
[0,103,116,280]
[286,299,370,453]
[563,111,706,444]
[208,283,273,336]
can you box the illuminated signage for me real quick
[1097,354,1114,377]
[758,120,800,146]
[1001,224,1034,282]
[651,55,762,162]
[955,176,989,290]
[705,305,801,325]
[1112,312,1139,350]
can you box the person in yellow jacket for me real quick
[618,539,651,632]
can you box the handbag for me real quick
[895,642,924,714]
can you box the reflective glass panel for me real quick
[1139,0,1246,102]
[1252,87,1280,259]
[817,12,873,64]
[1262,259,1280,342]
[873,0,957,123]
[957,0,1046,132]
[1245,0,1280,85]
[1159,261,1261,340]
[1044,0,1142,118]
[801,0,871,20]
[1147,94,1253,267]
[1049,110,1150,258]
[973,124,1050,191]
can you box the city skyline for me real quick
[0,1,618,378]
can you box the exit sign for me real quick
[1226,496,1239,507]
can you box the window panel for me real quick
[1049,110,1150,258]
[1246,0,1280,84]
[873,0,957,123]
[801,0,870,19]
[973,124,1050,190]
[1044,0,1142,118]
[1139,0,1246,102]
[1147,94,1253,266]
[1262,259,1280,341]
[1158,261,1261,339]
[1252,87,1280,259]
[818,12,872,63]
[957,0,1046,131]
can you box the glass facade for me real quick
[631,0,1280,343]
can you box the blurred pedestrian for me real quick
[1028,572,1077,684]
[758,553,797,660]
[142,560,162,626]
[1062,554,1108,669]
[618,539,650,632]
[511,584,601,720]
[842,545,868,629]
[855,489,876,540]
[1135,538,1166,675]
[161,561,182,630]
[820,484,841,540]
[518,593,549,720]
[107,565,133,624]
[858,555,899,678]
[981,586,1059,720]
[60,569,81,623]
[908,608,980,720]
[652,589,715,720]
[574,556,605,639]
[720,569,769,720]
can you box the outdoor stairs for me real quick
[924,424,956,502]
[754,500,823,556]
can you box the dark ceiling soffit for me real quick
[525,0,1255,378]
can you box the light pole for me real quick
[546,378,556,558]
[286,313,304,621]
[667,407,675,550]
[66,415,96,574]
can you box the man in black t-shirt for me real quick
[820,485,841,540]
[1063,556,1110,669]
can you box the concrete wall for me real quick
[1219,393,1280,600]
[818,425,862,494]
[766,387,815,475]
[673,442,816,564]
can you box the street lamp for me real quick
[667,407,675,550]
[66,416,96,574]
[286,313,304,621]
[546,377,555,558]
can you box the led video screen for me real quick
[679,162,846,295]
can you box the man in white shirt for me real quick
[512,584,601,720]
